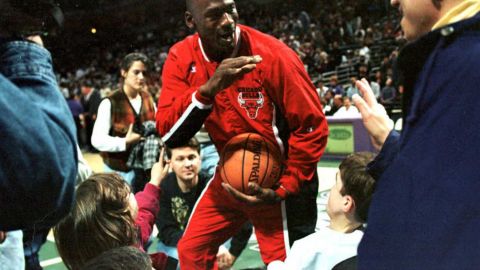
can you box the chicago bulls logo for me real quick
[238,92,264,119]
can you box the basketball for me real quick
[219,133,283,194]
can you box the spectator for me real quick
[352,1,480,268]
[328,75,344,96]
[80,80,102,152]
[155,138,252,269]
[325,94,343,116]
[268,152,376,270]
[379,76,396,106]
[315,79,329,100]
[91,53,157,186]
[0,28,76,269]
[0,36,77,230]
[67,92,85,147]
[334,96,360,118]
[80,246,153,270]
[345,76,360,99]
[54,149,170,270]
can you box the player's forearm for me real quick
[156,89,212,148]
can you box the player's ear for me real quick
[185,11,195,29]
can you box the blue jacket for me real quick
[359,13,480,270]
[0,40,77,231]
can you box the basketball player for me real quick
[352,0,480,269]
[155,0,328,268]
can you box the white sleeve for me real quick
[76,144,92,185]
[267,260,287,270]
[91,99,127,152]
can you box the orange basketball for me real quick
[219,133,283,194]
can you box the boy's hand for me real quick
[149,147,170,187]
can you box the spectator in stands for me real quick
[379,76,396,106]
[328,75,344,96]
[67,92,85,147]
[155,138,252,269]
[268,152,376,270]
[326,94,343,116]
[54,149,170,270]
[352,1,480,268]
[92,53,157,186]
[80,80,102,152]
[334,96,360,118]
[315,79,329,100]
[345,76,360,98]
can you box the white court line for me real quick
[40,257,63,267]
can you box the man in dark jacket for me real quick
[353,0,480,269]
[155,138,252,269]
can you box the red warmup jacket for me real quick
[156,25,328,198]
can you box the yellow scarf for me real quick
[433,0,480,30]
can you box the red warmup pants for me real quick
[178,174,289,269]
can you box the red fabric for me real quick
[150,252,168,270]
[178,178,287,268]
[134,183,161,246]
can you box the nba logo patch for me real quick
[237,91,264,119]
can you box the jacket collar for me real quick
[398,11,480,120]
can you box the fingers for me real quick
[221,55,262,74]
[352,93,371,118]
[247,182,262,195]
[224,55,262,66]
[162,161,170,174]
[158,147,165,162]
[222,182,258,204]
[355,79,377,107]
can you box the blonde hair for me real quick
[54,173,137,269]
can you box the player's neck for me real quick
[205,48,230,63]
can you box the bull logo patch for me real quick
[237,91,264,119]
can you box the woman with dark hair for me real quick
[92,53,157,185]
[54,150,170,270]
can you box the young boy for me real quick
[268,152,376,270]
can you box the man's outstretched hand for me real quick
[199,55,262,98]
